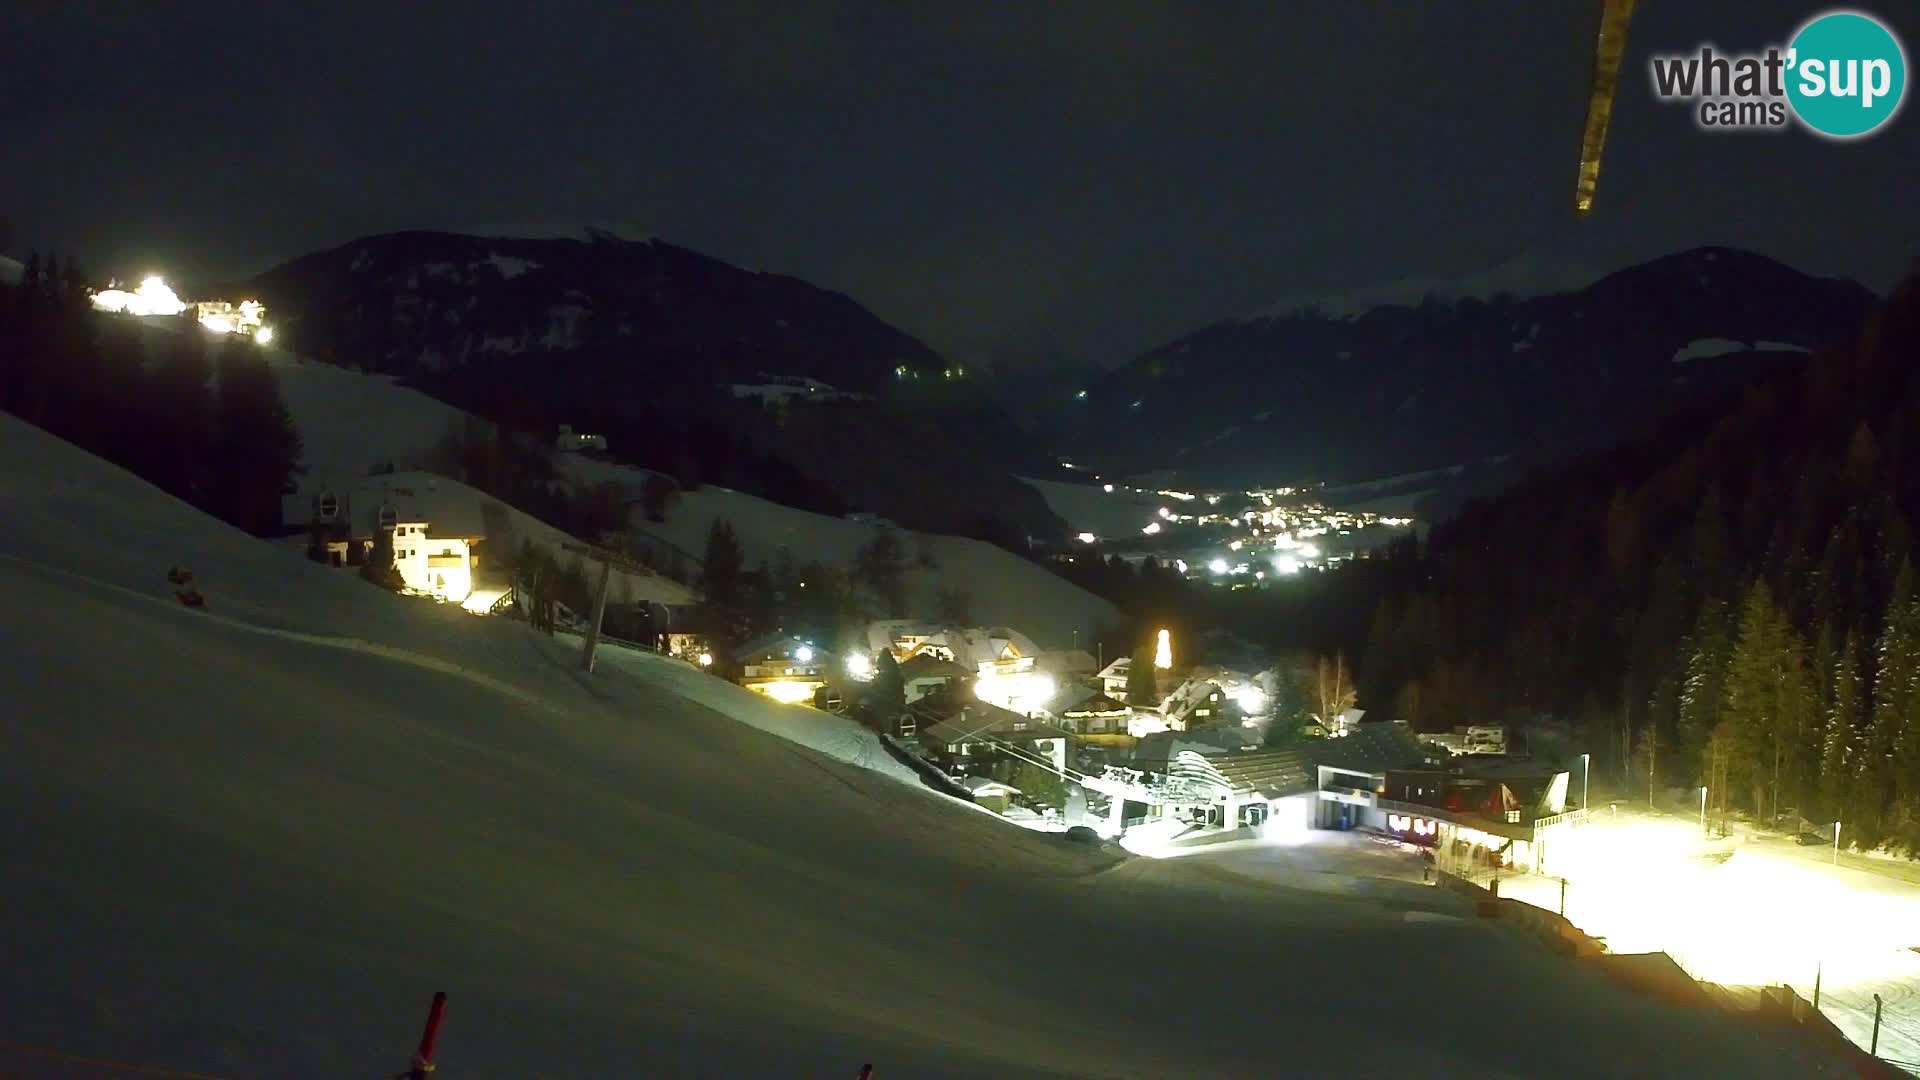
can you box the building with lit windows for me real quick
[285,479,484,604]
[1309,726,1580,873]
[735,635,836,704]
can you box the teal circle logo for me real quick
[1786,10,1907,138]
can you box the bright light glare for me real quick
[1076,532,1097,543]
[255,325,274,345]
[760,681,818,704]
[793,645,814,663]
[1157,507,1172,520]
[1103,484,1114,493]
[844,652,873,679]
[1208,558,1229,575]
[199,313,237,334]
[90,276,186,317]
[1154,628,1172,669]
[1297,542,1320,559]
[1500,810,1920,1020]
[1233,685,1267,714]
[973,670,1056,711]
[1274,556,1301,575]
[1142,522,1161,535]
[697,652,713,667]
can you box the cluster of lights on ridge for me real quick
[89,276,275,343]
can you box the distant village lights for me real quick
[1076,532,1097,544]
[697,652,713,667]
[1142,522,1161,535]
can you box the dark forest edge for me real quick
[1356,264,1920,854]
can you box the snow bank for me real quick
[0,413,1849,1077]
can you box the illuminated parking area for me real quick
[1500,808,1920,1063]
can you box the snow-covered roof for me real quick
[898,654,973,681]
[286,472,490,539]
[961,775,1021,796]
[1061,687,1128,716]
[1097,656,1132,681]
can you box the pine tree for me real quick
[1677,598,1732,781]
[869,650,906,732]
[854,529,907,614]
[147,330,214,503]
[1821,630,1861,822]
[698,518,749,663]
[209,338,303,533]
[360,527,404,591]
[1128,643,1159,706]
[1719,580,1813,821]
[1866,561,1920,850]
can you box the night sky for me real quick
[6,1,1915,366]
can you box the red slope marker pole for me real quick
[402,992,447,1079]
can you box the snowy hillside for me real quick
[240,349,690,606]
[0,413,1853,1076]
[570,455,1121,649]
[0,254,22,284]
[258,340,1108,641]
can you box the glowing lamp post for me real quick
[1580,753,1590,811]
[1699,786,1708,835]
[1833,820,1842,865]
[1154,628,1171,670]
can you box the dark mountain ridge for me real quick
[1066,247,1876,491]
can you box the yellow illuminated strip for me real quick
[1575,0,1639,215]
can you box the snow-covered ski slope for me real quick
[0,414,1851,1077]
[569,457,1121,650]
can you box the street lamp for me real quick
[1699,786,1708,834]
[1834,820,1842,865]
[1580,753,1590,811]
